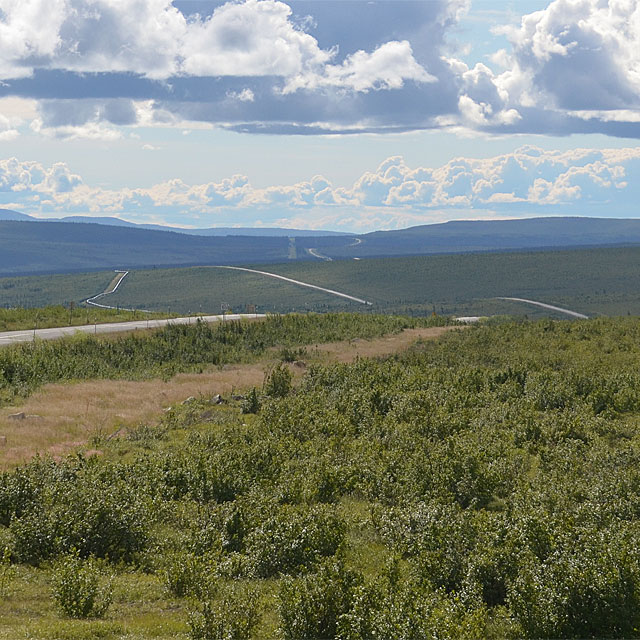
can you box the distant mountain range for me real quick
[309,217,640,258]
[0,208,33,221]
[0,209,348,237]
[2,210,640,276]
[0,219,293,276]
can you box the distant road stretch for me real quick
[0,314,265,348]
[84,265,371,311]
[86,270,130,309]
[496,297,589,319]
[307,248,333,261]
[217,266,372,305]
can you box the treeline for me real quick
[0,313,445,405]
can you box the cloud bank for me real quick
[2,145,639,231]
[0,0,637,137]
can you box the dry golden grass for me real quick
[0,366,266,469]
[0,326,458,468]
[311,326,458,363]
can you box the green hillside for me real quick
[0,271,115,308]
[103,245,640,317]
[101,266,361,315]
[3,245,640,318]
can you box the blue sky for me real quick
[0,0,639,232]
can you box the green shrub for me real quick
[163,551,213,599]
[279,346,307,362]
[11,474,150,565]
[263,363,292,399]
[52,550,113,619]
[0,546,13,598]
[508,531,640,638]
[378,501,475,592]
[244,504,345,578]
[278,558,361,640]
[337,562,488,640]
[241,387,261,414]
[189,584,259,640]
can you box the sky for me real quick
[0,0,639,232]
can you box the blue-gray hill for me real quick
[0,220,293,276]
[4,216,640,276]
[301,216,640,257]
[0,210,348,237]
[0,208,32,221]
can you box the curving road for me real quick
[496,297,589,319]
[216,266,372,305]
[84,265,372,311]
[86,270,133,310]
[0,314,265,348]
[307,248,333,261]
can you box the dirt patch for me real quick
[0,326,458,468]
[311,326,458,363]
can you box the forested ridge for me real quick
[1,316,639,638]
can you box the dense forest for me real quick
[1,315,640,638]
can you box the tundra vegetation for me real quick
[0,305,168,333]
[0,313,440,405]
[0,314,639,638]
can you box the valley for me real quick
[4,244,640,319]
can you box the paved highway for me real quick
[0,314,265,348]
[496,297,589,319]
[307,248,333,261]
[216,266,372,305]
[86,270,130,309]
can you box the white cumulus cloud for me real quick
[497,0,640,111]
[0,0,186,79]
[3,145,640,230]
[181,0,331,78]
[284,40,435,93]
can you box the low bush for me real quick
[278,558,361,640]
[189,584,259,640]
[263,363,292,399]
[52,550,113,619]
